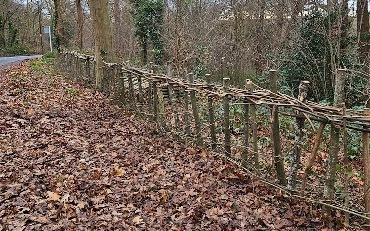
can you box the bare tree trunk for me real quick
[25,0,31,47]
[255,0,265,75]
[113,0,122,55]
[76,0,83,49]
[0,16,4,48]
[89,0,114,90]
[357,0,369,64]
[340,0,349,52]
[53,0,65,51]
[38,2,44,53]
[357,0,370,107]
[174,0,183,73]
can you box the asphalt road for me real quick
[0,55,42,67]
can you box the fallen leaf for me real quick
[47,191,61,201]
[27,108,35,115]
[112,167,126,177]
[132,215,143,225]
[29,215,50,224]
[274,218,292,229]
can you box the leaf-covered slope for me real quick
[0,61,346,230]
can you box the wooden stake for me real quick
[324,69,346,211]
[301,122,326,195]
[111,64,118,101]
[86,57,91,85]
[246,80,259,173]
[78,57,83,80]
[342,104,349,227]
[206,74,217,150]
[148,82,153,120]
[127,73,137,111]
[242,79,251,167]
[223,78,231,156]
[363,108,370,230]
[189,73,203,146]
[149,62,156,121]
[93,59,96,83]
[183,72,191,138]
[138,75,144,104]
[167,68,179,132]
[101,64,108,94]
[153,82,159,123]
[288,80,310,190]
[157,84,166,129]
[118,67,126,106]
[269,70,287,186]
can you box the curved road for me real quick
[0,55,42,67]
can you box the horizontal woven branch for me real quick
[60,49,370,132]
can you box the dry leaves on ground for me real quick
[0,61,355,230]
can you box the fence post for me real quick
[128,72,137,111]
[288,80,310,190]
[342,103,349,226]
[106,64,114,95]
[76,54,80,80]
[242,80,250,167]
[102,64,109,94]
[118,66,126,106]
[167,68,179,133]
[148,62,155,121]
[92,58,96,84]
[223,78,231,156]
[78,56,83,80]
[157,81,166,129]
[86,57,91,85]
[70,53,74,73]
[153,81,159,123]
[183,71,191,139]
[324,69,346,211]
[363,108,370,230]
[111,64,120,102]
[269,70,287,186]
[206,74,217,150]
[74,54,78,81]
[189,73,202,145]
[246,80,259,173]
[138,75,144,105]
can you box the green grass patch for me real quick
[29,52,57,75]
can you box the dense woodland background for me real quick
[1,0,370,108]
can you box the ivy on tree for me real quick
[130,0,164,65]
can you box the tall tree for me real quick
[88,0,114,89]
[113,0,123,55]
[75,0,83,49]
[53,0,65,51]
[340,0,349,51]
[38,1,44,53]
[357,0,370,108]
[255,0,266,75]
[357,0,369,64]
[130,0,164,65]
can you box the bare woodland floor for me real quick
[0,61,358,230]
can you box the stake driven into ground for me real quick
[0,59,357,230]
